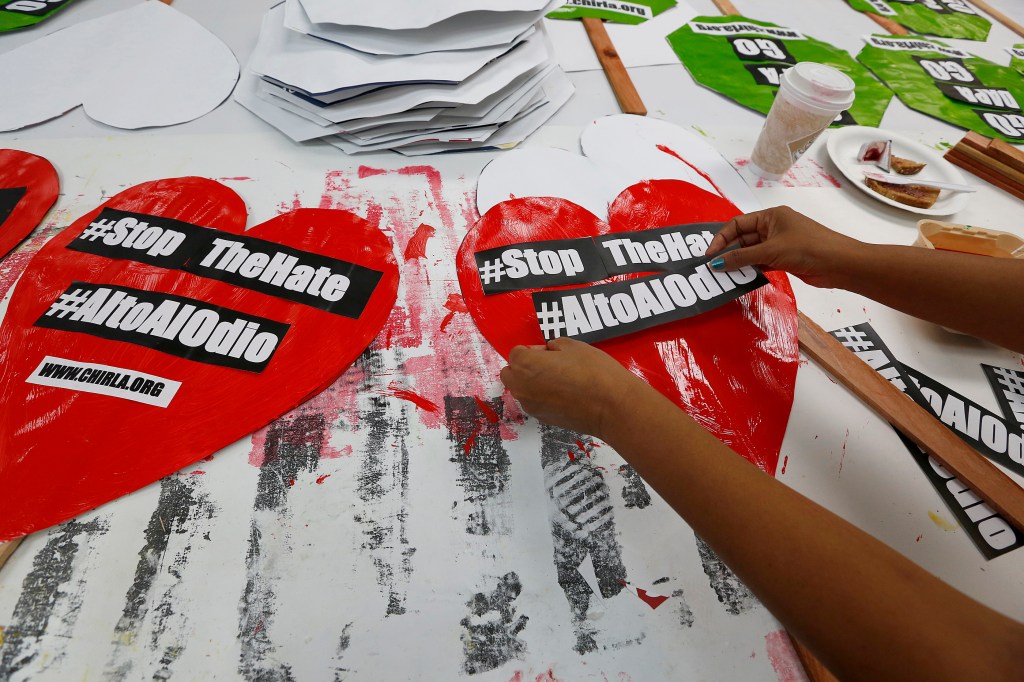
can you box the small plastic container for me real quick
[914,219,1024,258]
[750,62,856,180]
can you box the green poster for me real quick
[667,16,893,127]
[845,0,990,41]
[547,0,676,25]
[857,35,1024,143]
[1010,45,1024,77]
[0,0,81,32]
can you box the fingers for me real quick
[710,242,771,272]
[706,211,768,257]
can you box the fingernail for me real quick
[710,257,725,270]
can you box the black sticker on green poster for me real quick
[667,16,892,128]
[857,35,1024,143]
[1,0,80,32]
[844,0,990,41]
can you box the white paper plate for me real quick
[826,126,971,216]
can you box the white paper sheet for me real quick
[477,148,616,217]
[298,0,552,30]
[580,115,760,214]
[234,69,345,142]
[284,0,551,55]
[251,5,529,96]
[543,2,697,73]
[261,28,553,124]
[0,2,238,132]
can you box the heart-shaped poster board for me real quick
[0,0,81,33]
[459,116,798,475]
[0,178,399,541]
[0,2,239,132]
[0,149,59,260]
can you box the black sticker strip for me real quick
[936,83,1021,112]
[0,186,27,227]
[474,222,729,295]
[982,364,1024,429]
[65,208,383,319]
[1,0,74,15]
[532,261,767,344]
[728,36,796,65]
[35,282,290,373]
[743,62,789,87]
[474,236,607,294]
[913,56,983,86]
[973,110,1024,140]
[594,222,720,275]
[829,323,1023,559]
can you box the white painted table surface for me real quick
[0,1,1023,680]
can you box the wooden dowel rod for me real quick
[798,311,1024,535]
[866,11,909,34]
[950,143,1024,187]
[0,538,24,572]
[581,17,647,116]
[988,139,1024,175]
[711,0,740,14]
[969,0,1024,38]
[945,150,1024,200]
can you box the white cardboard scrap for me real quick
[251,5,528,96]
[0,2,238,132]
[298,0,552,30]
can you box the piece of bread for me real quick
[864,178,940,208]
[891,155,926,175]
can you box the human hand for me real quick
[705,206,862,289]
[499,337,645,439]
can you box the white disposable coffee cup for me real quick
[750,62,856,180]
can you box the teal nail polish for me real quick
[710,257,725,270]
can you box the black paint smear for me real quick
[460,572,529,675]
[330,623,353,682]
[106,476,217,681]
[694,535,756,615]
[617,464,652,509]
[445,396,512,536]
[540,424,627,655]
[238,413,326,682]
[0,518,108,677]
[671,589,695,628]
[352,347,416,618]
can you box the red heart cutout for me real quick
[0,177,398,540]
[457,180,798,474]
[0,149,60,260]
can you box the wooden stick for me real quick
[866,11,909,34]
[581,17,647,116]
[798,311,1024,535]
[945,151,1024,201]
[949,142,1024,187]
[987,139,1024,175]
[0,538,24,572]
[791,637,840,682]
[969,0,1024,38]
[711,0,740,14]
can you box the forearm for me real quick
[829,242,1024,353]
[602,378,1024,681]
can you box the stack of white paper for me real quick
[235,0,573,155]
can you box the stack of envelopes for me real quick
[235,0,573,155]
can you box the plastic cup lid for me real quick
[781,62,856,111]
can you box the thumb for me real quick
[709,243,773,272]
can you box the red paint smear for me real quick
[440,293,469,333]
[838,428,849,477]
[567,450,576,462]
[781,455,788,475]
[457,183,798,475]
[189,470,206,475]
[463,422,482,455]
[733,156,841,189]
[535,671,562,682]
[215,176,253,181]
[635,587,669,609]
[916,533,923,542]
[385,383,440,413]
[316,474,331,485]
[474,395,500,423]
[656,144,727,197]
[764,630,809,682]
[403,222,436,261]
